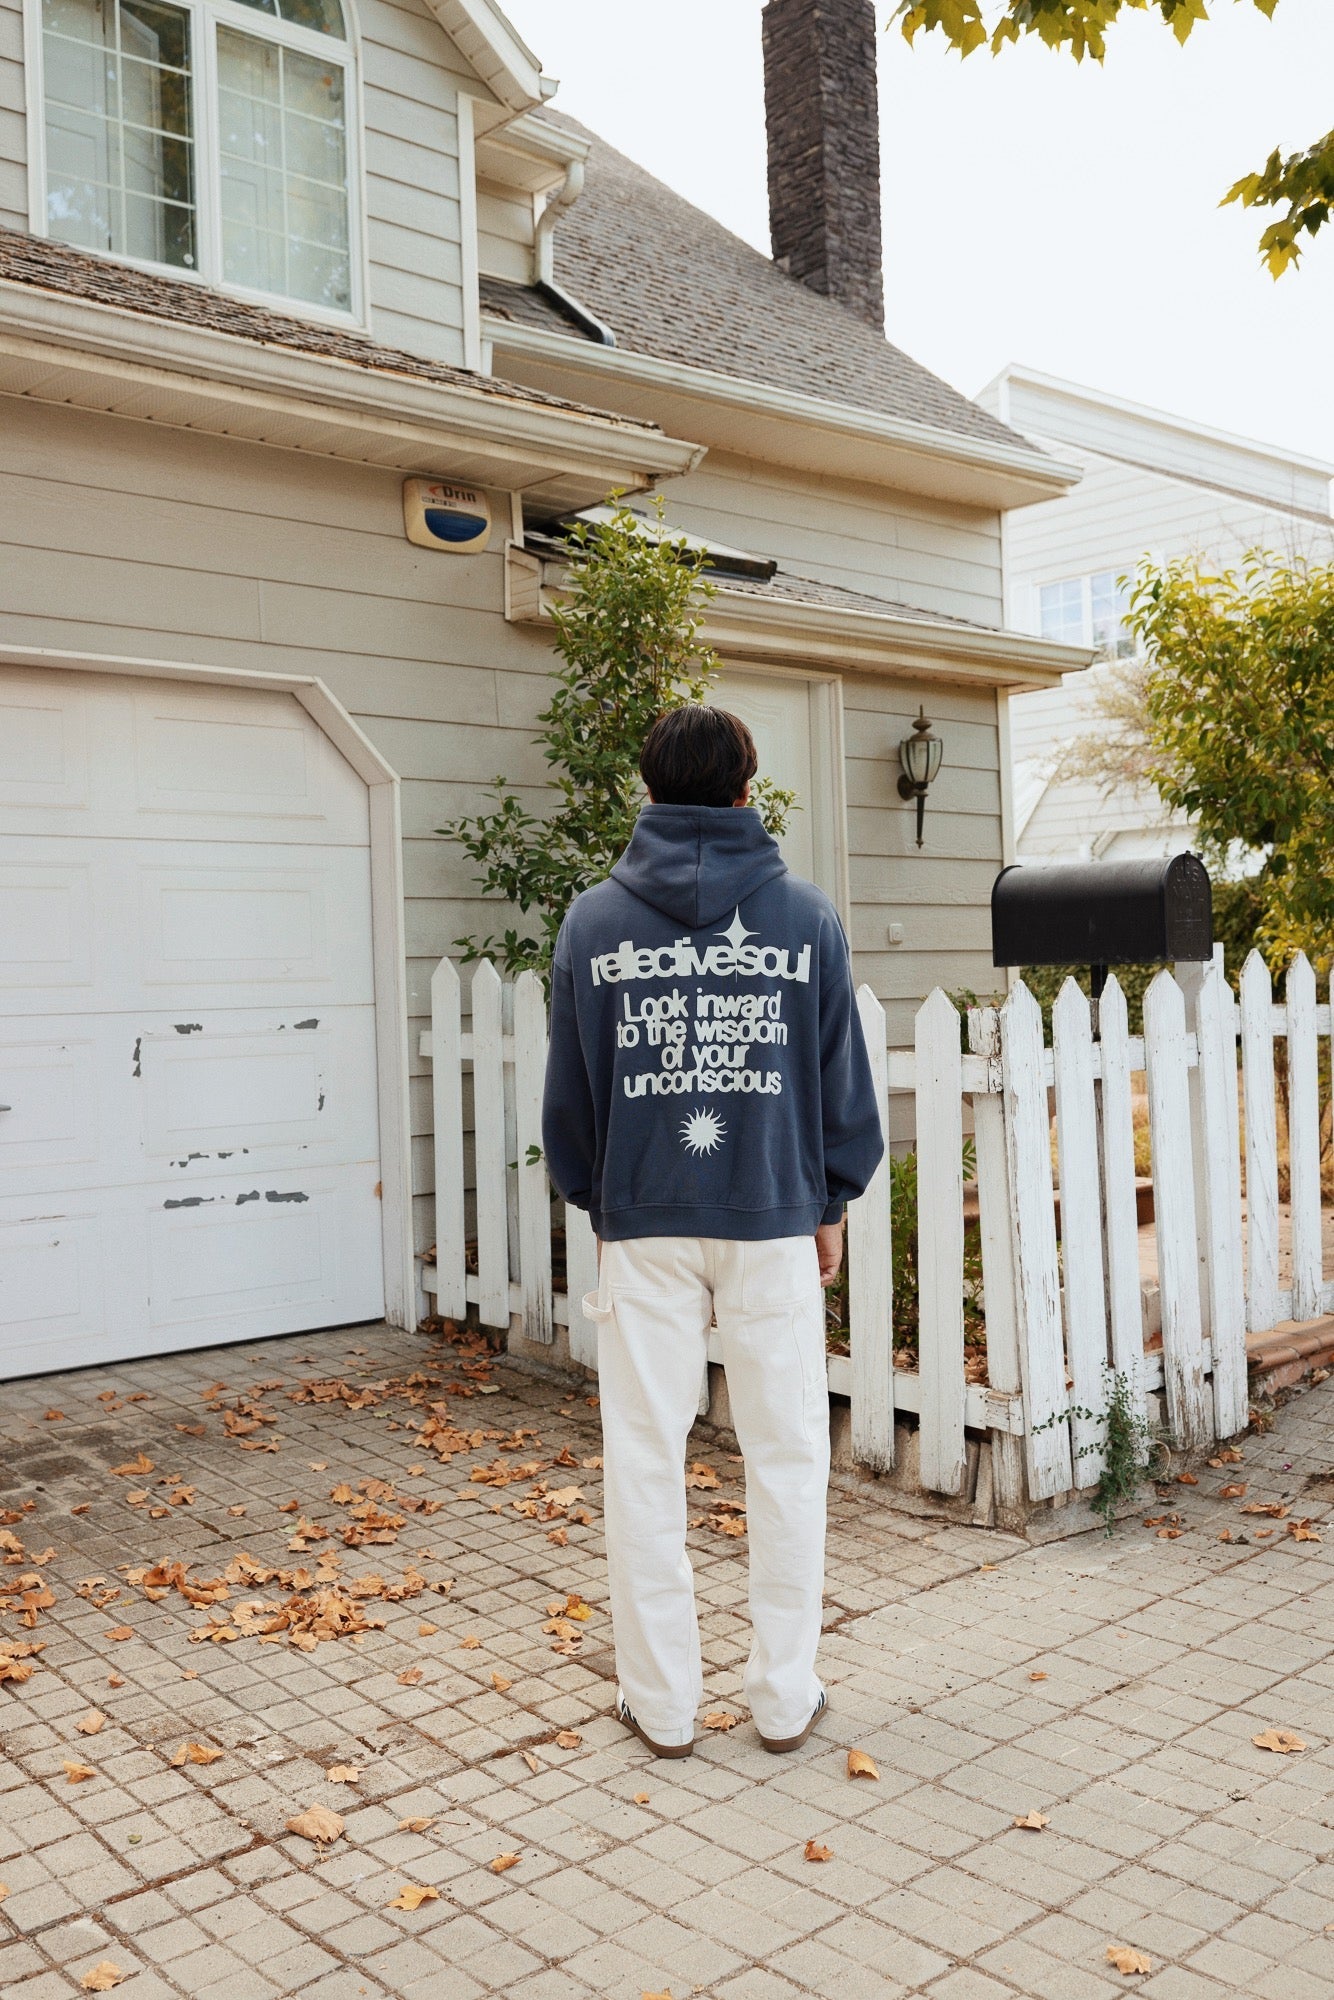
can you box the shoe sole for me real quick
[618,1709,693,1759]
[758,1701,826,1755]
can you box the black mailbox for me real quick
[991,854,1212,980]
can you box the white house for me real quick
[0,0,1083,1378]
[977,365,1334,863]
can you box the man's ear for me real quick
[733,781,751,808]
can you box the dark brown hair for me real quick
[639,704,758,809]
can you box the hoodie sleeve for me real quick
[541,920,597,1211]
[817,913,886,1225]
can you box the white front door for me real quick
[0,668,385,1379]
[710,669,846,908]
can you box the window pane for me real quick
[217,25,350,310]
[43,0,195,268]
[1090,570,1132,656]
[231,0,345,32]
[1039,577,1085,647]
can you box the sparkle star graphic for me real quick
[716,908,756,953]
[680,1109,726,1156]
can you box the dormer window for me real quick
[35,0,359,317]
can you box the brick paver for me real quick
[1,1323,1332,1997]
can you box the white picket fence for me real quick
[420,947,1332,1509]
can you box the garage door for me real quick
[0,667,385,1379]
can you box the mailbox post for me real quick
[991,854,1213,1005]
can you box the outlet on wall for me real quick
[887,922,905,946]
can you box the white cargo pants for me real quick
[584,1234,830,1745]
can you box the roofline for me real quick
[984,363,1334,486]
[429,0,554,116]
[486,318,1084,511]
[0,279,704,506]
[505,544,1091,691]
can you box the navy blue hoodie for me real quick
[541,804,885,1242]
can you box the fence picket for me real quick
[1240,950,1279,1334]
[513,971,553,1344]
[1143,971,1209,1447]
[916,988,966,1496]
[1196,958,1247,1437]
[470,960,510,1328]
[1098,976,1144,1414]
[564,1206,600,1371]
[848,984,894,1473]
[968,1007,1026,1526]
[1286,953,1322,1323]
[1052,980,1108,1485]
[428,956,467,1320]
[1001,980,1073,1499]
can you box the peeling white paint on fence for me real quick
[1241,950,1280,1336]
[1053,979,1108,1486]
[1286,953,1322,1325]
[848,984,894,1472]
[1098,975,1145,1414]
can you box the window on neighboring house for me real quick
[1039,569,1134,656]
[39,0,356,316]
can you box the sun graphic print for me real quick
[680,1108,727,1157]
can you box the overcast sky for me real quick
[500,0,1334,469]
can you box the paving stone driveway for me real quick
[2,1322,1333,2000]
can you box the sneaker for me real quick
[757,1689,827,1754]
[615,1694,694,1759]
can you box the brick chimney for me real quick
[762,0,885,330]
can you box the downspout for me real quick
[532,160,617,347]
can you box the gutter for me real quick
[485,317,1084,506]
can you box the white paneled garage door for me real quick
[0,667,385,1379]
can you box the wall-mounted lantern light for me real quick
[897,707,943,848]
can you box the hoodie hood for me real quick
[610,804,788,929]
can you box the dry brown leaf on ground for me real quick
[460,1634,481,1649]
[76,1711,106,1735]
[1029,1671,1048,1681]
[388,1884,439,1909]
[685,1462,720,1489]
[1218,1483,1247,1499]
[397,1816,435,1832]
[703,1711,739,1732]
[45,1410,64,1422]
[491,1672,512,1692]
[105,1626,132,1641]
[522,1752,540,1774]
[1175,1472,1198,1486]
[1106,1945,1152,1975]
[634,1791,650,1804]
[63,1761,96,1783]
[0,1882,8,1901]
[397,1667,423,1686]
[554,1730,582,1749]
[110,1454,154,1477]
[1013,1812,1049,1830]
[171,1743,224,1766]
[804,1839,833,1862]
[286,1806,345,1844]
[1241,1501,1289,1518]
[641,1990,673,1999]
[1288,1519,1322,1542]
[1253,1729,1306,1753]
[489,1852,520,1873]
[80,1964,125,1991]
[847,1751,880,1780]
[1156,1527,1183,1540]
[327,1764,361,1783]
[418,1622,438,1636]
[0,1657,34,1685]
[106,1675,124,1689]
[547,1527,568,1546]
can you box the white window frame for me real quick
[23,0,371,329]
[1037,568,1134,655]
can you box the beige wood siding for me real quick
[0,398,1011,1241]
[657,450,1004,626]
[0,0,25,228]
[477,180,533,283]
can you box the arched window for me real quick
[36,0,359,317]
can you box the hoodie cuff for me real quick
[820,1198,845,1228]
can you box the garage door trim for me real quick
[0,641,417,1333]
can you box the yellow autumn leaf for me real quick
[846,1750,879,1780]
[554,1729,582,1749]
[1013,1811,1049,1830]
[397,1816,435,1832]
[491,1672,512,1692]
[171,1743,224,1766]
[460,1635,481,1649]
[1252,1728,1306,1754]
[703,1711,738,1731]
[286,1806,345,1844]
[388,1884,440,1910]
[397,1667,423,1686]
[76,1711,107,1736]
[110,1453,154,1477]
[63,1761,97,1784]
[80,1963,126,1991]
[521,1751,540,1774]
[1030,1670,1048,1681]
[418,1622,438,1636]
[1106,1944,1152,1975]
[804,1838,833,1862]
[489,1852,521,1873]
[634,1791,650,1804]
